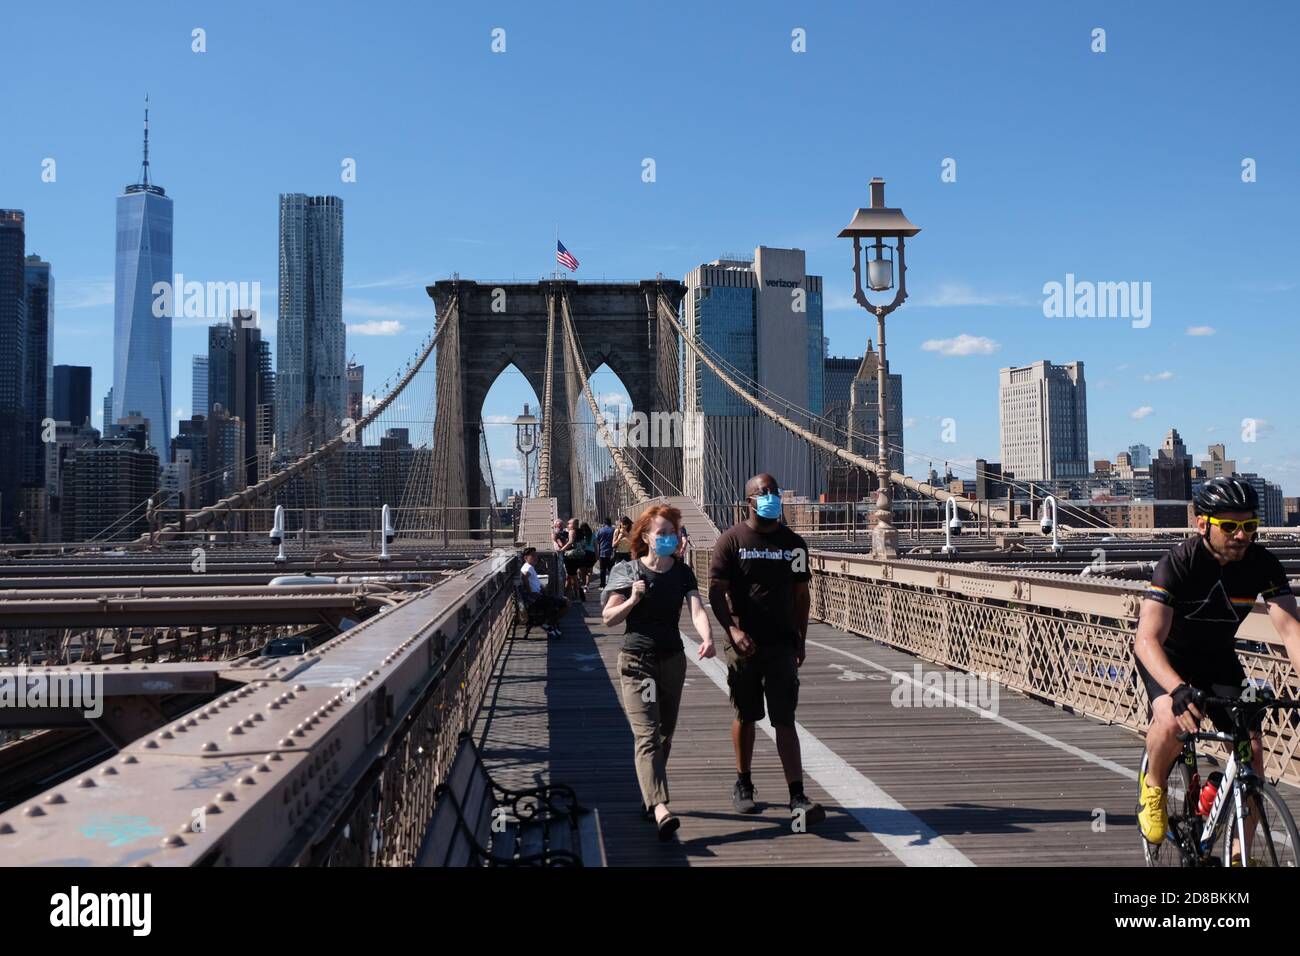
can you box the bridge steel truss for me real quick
[688,546,1300,788]
[0,550,548,866]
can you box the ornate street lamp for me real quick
[514,404,539,499]
[839,177,921,559]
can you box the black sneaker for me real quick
[732,780,758,814]
[789,794,826,828]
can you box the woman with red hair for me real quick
[601,503,715,840]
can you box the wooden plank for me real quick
[470,583,1300,867]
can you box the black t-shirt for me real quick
[1144,536,1293,665]
[602,557,699,655]
[708,521,811,646]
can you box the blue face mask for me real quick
[753,493,782,520]
[653,534,679,556]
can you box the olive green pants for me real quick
[617,646,687,808]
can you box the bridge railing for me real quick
[0,549,529,866]
[688,546,1300,787]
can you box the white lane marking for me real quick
[680,632,974,867]
[806,638,1138,782]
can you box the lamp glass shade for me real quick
[867,257,893,292]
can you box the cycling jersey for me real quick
[1143,535,1292,666]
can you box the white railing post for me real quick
[270,504,287,564]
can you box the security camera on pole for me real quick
[838,178,921,560]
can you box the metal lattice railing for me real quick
[690,546,1300,787]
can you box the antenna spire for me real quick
[140,94,151,186]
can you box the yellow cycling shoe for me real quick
[1138,770,1167,844]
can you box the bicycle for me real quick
[1140,691,1300,867]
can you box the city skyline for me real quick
[2,1,1298,498]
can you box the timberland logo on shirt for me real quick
[738,547,807,572]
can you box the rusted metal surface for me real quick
[0,552,521,866]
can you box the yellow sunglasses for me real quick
[1207,516,1261,535]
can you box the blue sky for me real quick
[3,0,1298,495]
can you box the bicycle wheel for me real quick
[1222,782,1300,867]
[1140,751,1194,867]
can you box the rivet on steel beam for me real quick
[77,778,96,788]
[144,740,159,749]
[99,766,118,776]
[228,726,244,736]
[217,791,237,802]
[205,803,222,814]
[186,717,199,727]
[121,755,139,764]
[257,763,271,773]
[294,684,307,692]
[241,718,255,728]
[236,776,256,786]
[44,793,67,805]
[279,738,295,748]
[158,730,174,740]
[266,701,280,710]
[292,728,306,738]
[0,823,14,834]
[161,835,185,848]
[266,752,282,762]
[251,713,265,722]
[201,741,220,752]
[23,806,45,817]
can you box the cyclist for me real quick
[1135,476,1300,860]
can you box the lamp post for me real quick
[839,177,921,560]
[514,404,539,499]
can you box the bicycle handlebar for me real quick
[1172,693,1300,743]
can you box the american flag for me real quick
[556,241,579,272]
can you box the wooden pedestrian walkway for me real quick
[471,585,1300,866]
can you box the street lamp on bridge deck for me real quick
[514,404,539,499]
[839,177,921,559]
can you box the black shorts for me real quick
[724,641,800,727]
[1135,653,1248,736]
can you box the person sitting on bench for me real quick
[522,547,568,638]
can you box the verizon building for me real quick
[998,360,1088,481]
[683,247,824,512]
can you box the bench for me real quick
[415,732,605,867]
[513,583,552,639]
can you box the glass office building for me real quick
[113,107,173,453]
[276,194,345,455]
[682,247,825,512]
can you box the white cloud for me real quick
[1131,406,1154,420]
[920,334,1000,357]
[344,298,429,320]
[494,457,523,478]
[903,417,916,428]
[347,271,428,291]
[347,320,406,336]
[1186,325,1215,337]
[912,283,1034,308]
[483,414,516,424]
[1143,371,1174,382]
[59,278,115,310]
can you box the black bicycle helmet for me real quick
[1193,476,1259,516]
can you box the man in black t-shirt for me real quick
[1135,476,1300,853]
[709,473,825,827]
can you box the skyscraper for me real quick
[0,210,27,538]
[54,366,92,427]
[113,100,173,453]
[276,194,345,454]
[682,247,825,510]
[846,340,904,473]
[998,360,1089,482]
[192,355,208,417]
[24,255,53,490]
[207,312,274,487]
[347,359,364,423]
